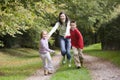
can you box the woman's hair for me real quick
[58,12,69,25]
[40,30,47,39]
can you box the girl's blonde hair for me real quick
[40,30,47,38]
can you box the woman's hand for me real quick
[47,34,50,39]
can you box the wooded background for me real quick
[0,0,120,50]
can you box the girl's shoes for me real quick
[44,70,48,75]
[44,70,54,75]
[48,70,54,74]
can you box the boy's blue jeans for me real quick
[59,36,71,60]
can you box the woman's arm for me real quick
[48,22,59,37]
[64,21,70,37]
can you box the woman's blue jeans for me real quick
[59,36,71,60]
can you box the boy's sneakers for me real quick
[77,66,81,69]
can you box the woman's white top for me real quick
[48,21,70,37]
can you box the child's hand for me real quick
[51,50,56,56]
[52,50,55,53]
[65,36,71,39]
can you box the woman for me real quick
[48,12,71,67]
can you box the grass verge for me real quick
[84,43,120,67]
[0,48,41,80]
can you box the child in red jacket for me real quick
[66,20,84,69]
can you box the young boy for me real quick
[66,20,84,69]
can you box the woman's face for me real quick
[60,13,66,23]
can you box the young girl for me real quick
[39,30,55,75]
[66,20,84,69]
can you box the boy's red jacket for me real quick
[66,28,84,49]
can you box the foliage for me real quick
[0,1,34,36]
[99,14,120,50]
[0,0,120,50]
[0,0,58,48]
[56,0,120,45]
[53,0,120,49]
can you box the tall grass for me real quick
[84,43,120,67]
[0,48,41,80]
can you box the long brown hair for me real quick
[58,12,69,26]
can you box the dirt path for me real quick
[26,53,62,80]
[84,55,120,80]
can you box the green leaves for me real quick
[0,0,58,48]
[1,0,120,49]
[0,2,32,37]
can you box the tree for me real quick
[53,0,120,50]
[1,0,120,50]
[99,5,120,50]
[0,0,58,48]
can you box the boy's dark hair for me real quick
[70,20,76,24]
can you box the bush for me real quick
[99,15,120,50]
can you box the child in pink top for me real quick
[39,30,55,75]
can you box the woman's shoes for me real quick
[68,59,71,67]
[62,56,66,64]
[62,60,66,64]
[68,64,71,67]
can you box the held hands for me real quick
[51,50,56,56]
[64,34,71,39]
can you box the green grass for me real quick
[50,56,92,80]
[84,43,120,67]
[1,44,120,80]
[0,48,42,80]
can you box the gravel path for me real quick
[26,53,120,80]
[26,53,62,80]
[84,55,120,80]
